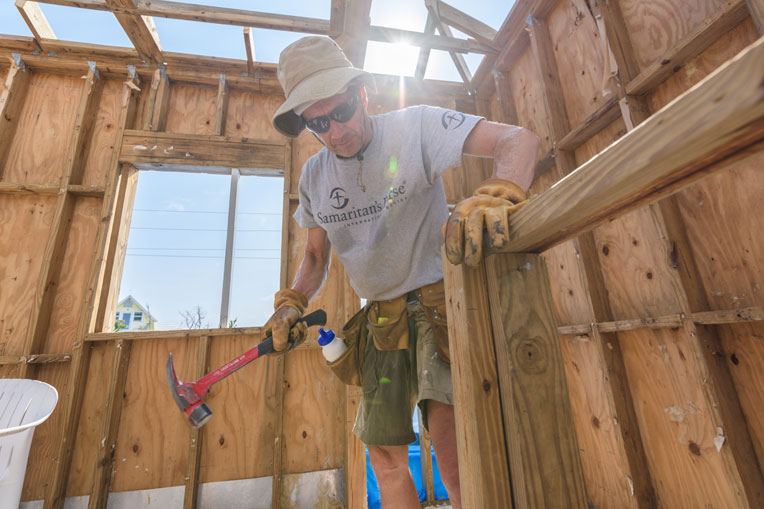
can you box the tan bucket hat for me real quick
[272,36,376,138]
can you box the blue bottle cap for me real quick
[317,328,336,346]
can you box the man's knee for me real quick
[368,445,410,478]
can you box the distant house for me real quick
[115,296,156,331]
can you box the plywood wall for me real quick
[488,0,764,507]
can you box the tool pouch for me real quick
[367,296,409,351]
[328,306,367,386]
[416,280,450,363]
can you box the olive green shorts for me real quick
[352,300,453,446]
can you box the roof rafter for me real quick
[15,0,56,42]
[104,0,163,63]
[426,0,497,46]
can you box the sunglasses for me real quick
[302,93,360,134]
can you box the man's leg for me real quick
[426,399,462,509]
[367,444,420,509]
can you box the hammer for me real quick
[166,309,327,428]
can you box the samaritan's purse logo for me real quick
[329,187,349,209]
[441,110,465,130]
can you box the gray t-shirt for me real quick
[294,105,482,301]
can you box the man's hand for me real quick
[443,179,528,267]
[264,289,309,353]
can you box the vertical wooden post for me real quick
[745,0,764,34]
[184,334,211,509]
[442,259,512,508]
[0,55,31,178]
[343,270,365,509]
[214,74,229,136]
[143,67,170,132]
[485,253,587,507]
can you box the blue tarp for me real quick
[366,433,449,509]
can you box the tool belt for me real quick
[327,280,451,386]
[415,280,450,364]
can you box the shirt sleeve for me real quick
[419,105,483,183]
[293,161,320,229]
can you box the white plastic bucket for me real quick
[0,379,58,509]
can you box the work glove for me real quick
[443,178,528,267]
[264,289,309,354]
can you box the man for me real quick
[266,36,539,509]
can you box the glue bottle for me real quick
[317,328,347,363]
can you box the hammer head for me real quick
[166,353,213,428]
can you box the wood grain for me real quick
[485,253,587,508]
[164,83,218,135]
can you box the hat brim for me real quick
[272,67,376,138]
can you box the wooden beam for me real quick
[418,410,436,503]
[88,338,133,509]
[104,0,163,63]
[333,0,371,67]
[367,25,496,54]
[626,0,749,96]
[34,0,332,33]
[0,183,59,195]
[66,62,104,184]
[425,0,497,46]
[243,27,255,76]
[143,67,171,131]
[415,13,437,80]
[120,130,285,170]
[68,184,105,197]
[47,67,142,509]
[484,253,587,507]
[557,94,621,151]
[748,0,764,34]
[442,258,512,507]
[0,55,31,179]
[214,74,229,136]
[0,352,72,365]
[497,35,764,254]
[492,69,518,125]
[329,0,346,36]
[183,334,211,509]
[15,0,57,41]
[434,22,473,88]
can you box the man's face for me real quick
[302,88,368,158]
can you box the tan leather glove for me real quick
[264,289,308,353]
[443,178,528,267]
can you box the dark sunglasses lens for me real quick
[306,116,331,133]
[330,99,357,123]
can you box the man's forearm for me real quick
[291,248,330,302]
[492,127,539,192]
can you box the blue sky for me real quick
[1,0,512,330]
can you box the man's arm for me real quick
[292,226,332,301]
[462,120,540,191]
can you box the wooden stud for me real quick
[217,167,238,327]
[556,95,621,152]
[47,67,142,509]
[484,253,587,507]
[184,334,211,509]
[747,0,764,34]
[492,69,518,126]
[414,13,437,80]
[243,28,256,76]
[0,55,31,179]
[15,0,56,41]
[104,0,163,63]
[367,25,495,55]
[329,0,346,36]
[214,74,229,136]
[88,337,133,509]
[426,0,497,46]
[625,0,749,96]
[442,258,512,507]
[143,67,171,132]
[66,62,104,184]
[435,23,473,88]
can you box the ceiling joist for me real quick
[15,0,56,42]
[104,0,163,63]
